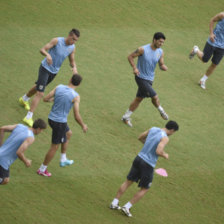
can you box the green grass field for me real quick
[0,0,224,223]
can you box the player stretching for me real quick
[0,119,46,185]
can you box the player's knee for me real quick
[152,95,159,103]
[152,95,158,100]
[4,178,10,184]
[202,56,209,63]
[136,97,143,103]
[141,184,151,191]
[36,91,44,98]
[67,130,72,139]
[1,177,10,185]
[210,63,217,68]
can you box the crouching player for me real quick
[0,119,47,185]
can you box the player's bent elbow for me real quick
[127,55,132,61]
[40,48,45,54]
[138,137,145,144]
[16,151,23,159]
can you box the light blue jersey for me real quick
[138,127,168,168]
[137,44,163,81]
[0,124,34,170]
[42,37,75,74]
[207,19,224,49]
[48,84,79,123]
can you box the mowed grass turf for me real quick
[0,0,224,223]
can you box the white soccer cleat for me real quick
[110,203,121,210]
[199,79,206,89]
[189,45,199,59]
[121,207,132,217]
[160,110,169,120]
[121,117,133,127]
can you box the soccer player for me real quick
[122,32,169,127]
[19,29,80,127]
[110,121,179,217]
[37,74,88,177]
[189,12,224,89]
[0,119,47,185]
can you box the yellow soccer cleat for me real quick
[19,97,30,111]
[23,117,34,127]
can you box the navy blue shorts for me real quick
[35,65,57,92]
[202,42,224,65]
[0,165,9,184]
[127,156,154,189]
[48,119,70,144]
[135,76,157,98]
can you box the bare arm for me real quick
[128,47,144,76]
[209,12,224,42]
[158,52,168,71]
[16,137,35,167]
[156,137,169,159]
[43,87,57,102]
[0,124,17,146]
[138,129,150,144]
[40,38,58,65]
[68,48,78,74]
[73,95,88,133]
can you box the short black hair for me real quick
[153,32,166,41]
[69,29,80,37]
[165,120,179,131]
[71,74,82,86]
[33,119,47,129]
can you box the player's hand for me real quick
[133,68,140,76]
[46,54,53,65]
[25,159,32,167]
[82,124,88,133]
[160,64,168,71]
[72,66,78,74]
[210,33,216,43]
[164,153,169,159]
